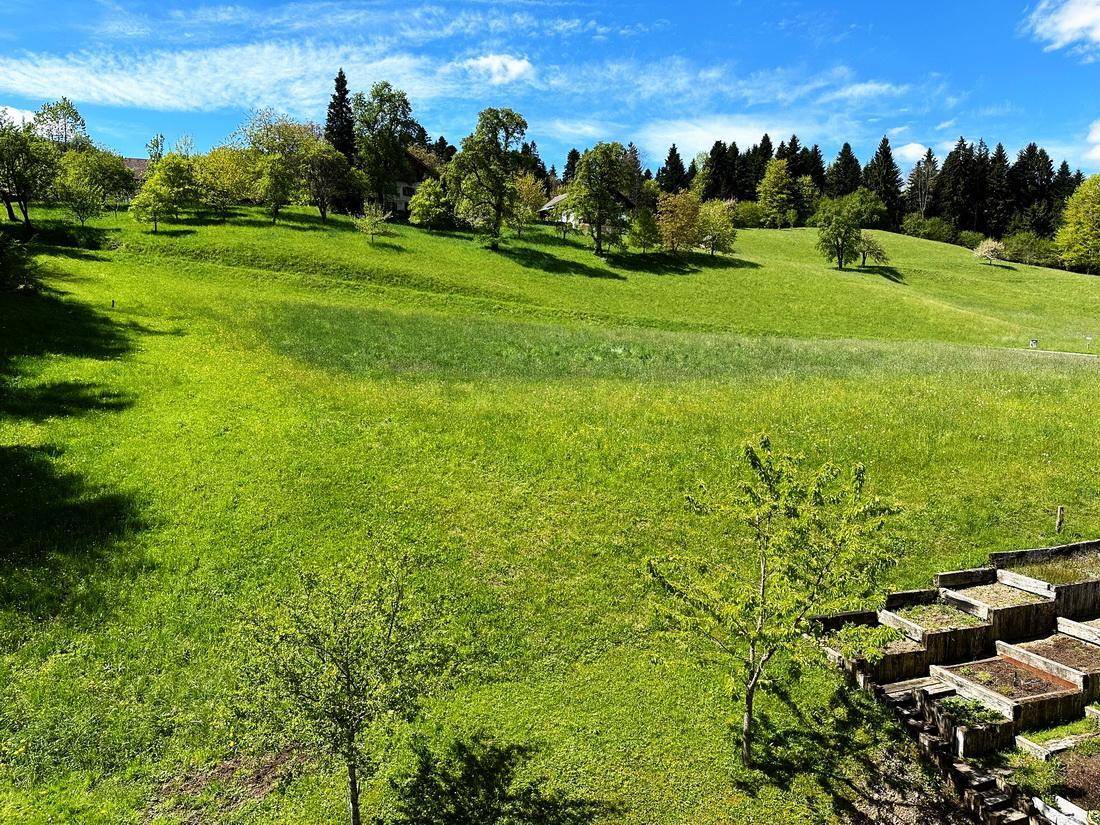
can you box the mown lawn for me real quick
[2,208,1099,823]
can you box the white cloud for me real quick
[818,81,908,104]
[1086,119,1100,162]
[0,42,539,116]
[460,54,535,85]
[1,104,35,123]
[543,118,620,142]
[887,125,909,137]
[895,142,929,163]
[935,119,957,130]
[634,115,818,161]
[1025,0,1100,57]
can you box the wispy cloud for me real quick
[1024,0,1100,60]
[0,42,539,116]
[935,119,957,130]
[543,118,622,142]
[818,81,908,104]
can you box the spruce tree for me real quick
[563,148,580,183]
[934,138,976,231]
[703,140,728,201]
[806,145,827,191]
[324,69,357,164]
[826,143,862,197]
[1008,143,1056,235]
[862,137,903,227]
[784,134,803,177]
[986,143,1012,238]
[656,144,689,193]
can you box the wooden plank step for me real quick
[882,675,943,696]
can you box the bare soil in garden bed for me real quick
[1014,551,1100,585]
[954,657,1074,699]
[1060,751,1100,810]
[955,582,1045,607]
[1020,634,1100,671]
[896,602,984,630]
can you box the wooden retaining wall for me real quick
[989,538,1100,569]
[879,609,993,664]
[941,588,1056,641]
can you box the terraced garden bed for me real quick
[896,602,983,629]
[955,582,1045,607]
[1014,551,1100,585]
[954,658,1071,700]
[1019,635,1100,672]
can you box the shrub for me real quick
[974,239,1005,265]
[902,213,956,244]
[1003,231,1059,267]
[696,200,737,255]
[956,230,984,250]
[730,200,765,229]
[938,697,1005,727]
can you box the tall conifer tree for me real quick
[324,69,357,164]
[826,143,862,197]
[656,144,689,193]
[862,137,903,227]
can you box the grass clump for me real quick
[1026,717,1099,744]
[938,697,1007,727]
[1014,552,1100,585]
[896,602,984,630]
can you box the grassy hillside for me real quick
[2,208,1099,823]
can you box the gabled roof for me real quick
[122,157,149,178]
[539,193,568,213]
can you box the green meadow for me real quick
[3,209,1100,823]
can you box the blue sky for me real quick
[2,0,1099,174]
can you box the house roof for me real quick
[122,157,149,178]
[539,193,568,213]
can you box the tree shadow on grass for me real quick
[734,674,965,824]
[860,265,906,283]
[387,732,617,824]
[494,246,626,280]
[607,250,762,275]
[0,287,148,623]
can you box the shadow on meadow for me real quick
[861,265,906,284]
[608,251,762,276]
[494,246,626,280]
[386,733,617,825]
[0,286,147,622]
[733,672,966,824]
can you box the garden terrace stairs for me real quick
[817,539,1100,824]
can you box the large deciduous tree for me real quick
[193,146,257,219]
[696,199,736,256]
[568,141,633,255]
[33,97,88,151]
[648,435,895,767]
[447,107,527,249]
[813,189,886,270]
[1056,175,1100,274]
[353,81,425,208]
[756,158,797,228]
[657,190,701,253]
[0,114,59,226]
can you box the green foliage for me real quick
[240,557,444,824]
[54,151,106,226]
[1056,175,1100,273]
[656,190,700,253]
[696,199,737,255]
[354,202,392,242]
[938,697,1005,727]
[0,233,37,290]
[193,145,257,218]
[128,178,176,233]
[1003,231,1059,267]
[956,230,985,250]
[814,191,885,270]
[447,108,527,249]
[648,434,896,765]
[757,158,797,228]
[509,171,546,239]
[826,624,902,664]
[33,97,88,150]
[627,207,661,252]
[902,213,957,244]
[408,177,451,231]
[856,231,889,268]
[353,81,424,206]
[0,115,60,225]
[730,200,766,228]
[303,139,354,223]
[569,142,633,255]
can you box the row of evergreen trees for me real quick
[555,133,1084,240]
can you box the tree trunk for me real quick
[742,676,758,766]
[2,195,15,222]
[347,761,362,825]
[18,198,31,227]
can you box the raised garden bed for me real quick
[819,619,929,685]
[955,582,1045,607]
[992,540,1100,619]
[1018,635,1100,673]
[896,602,983,629]
[924,696,1014,758]
[942,584,1056,641]
[956,658,1067,700]
[934,656,1085,729]
[1012,551,1100,586]
[1060,749,1100,812]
